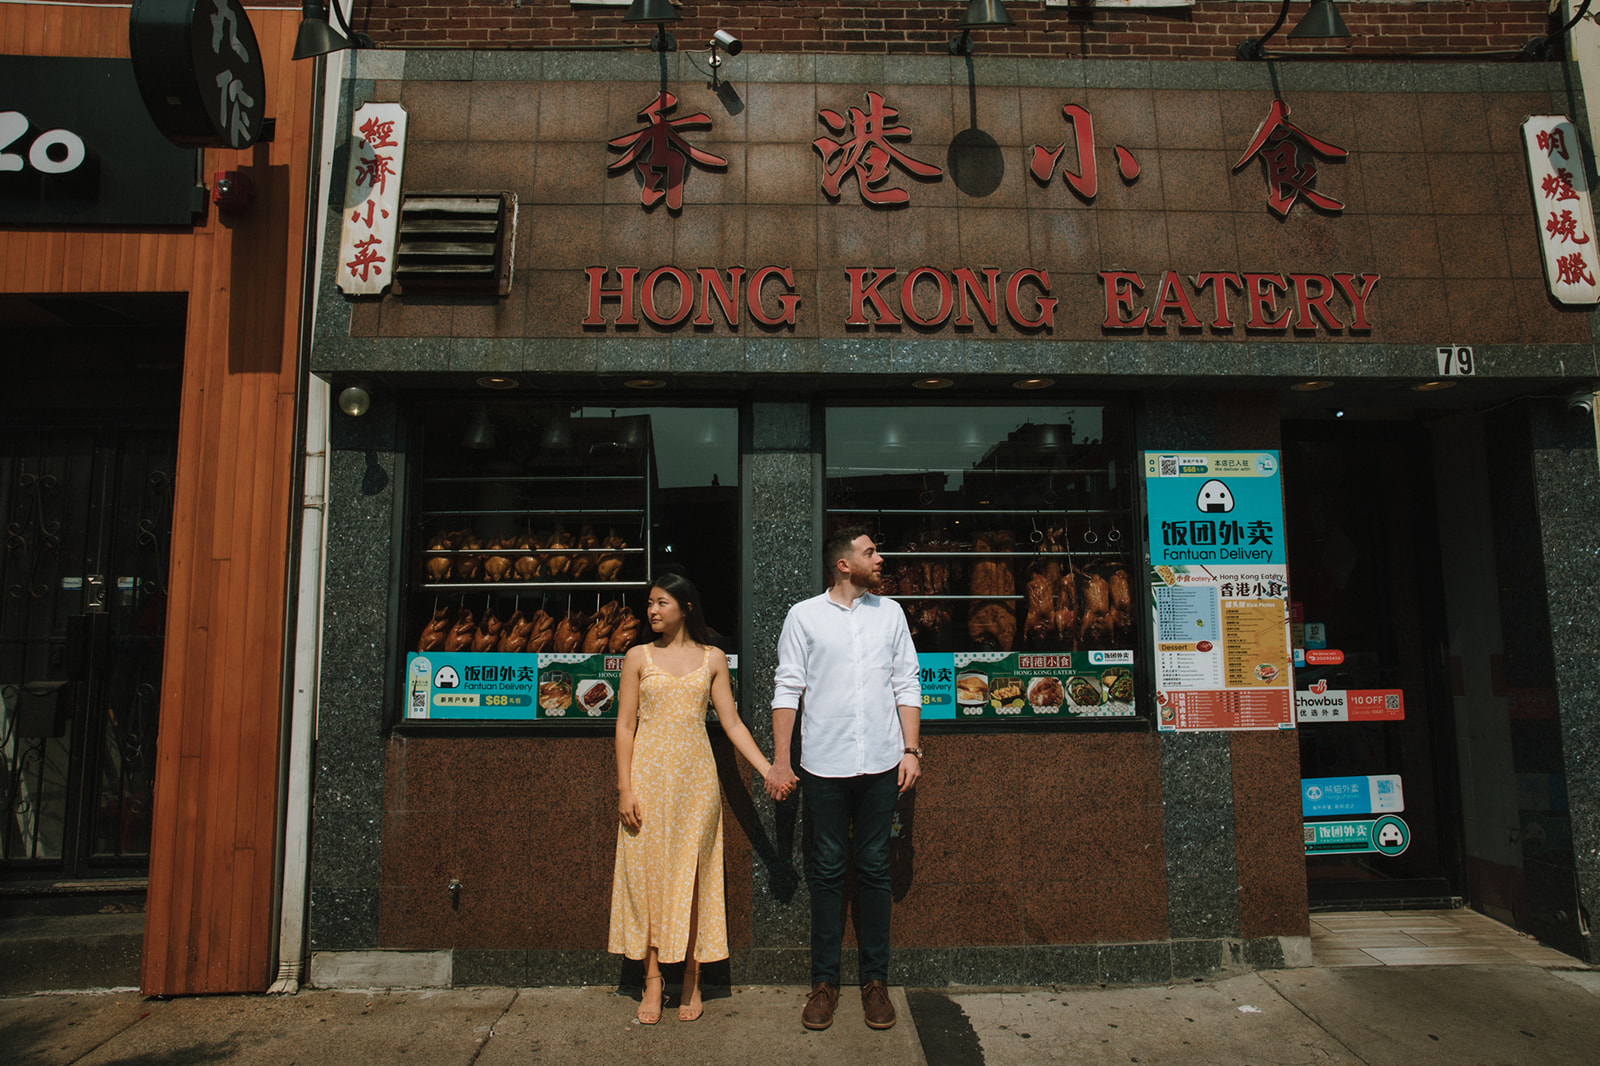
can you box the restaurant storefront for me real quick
[1,2,315,995]
[303,21,1600,985]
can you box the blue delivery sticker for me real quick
[1302,774,1404,818]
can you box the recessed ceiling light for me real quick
[1412,380,1455,392]
[913,377,954,390]
[1291,380,1334,391]
[1012,377,1055,390]
[624,378,667,390]
[476,376,518,390]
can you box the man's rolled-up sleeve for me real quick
[889,603,922,708]
[771,609,807,710]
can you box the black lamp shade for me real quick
[292,0,351,60]
[624,0,681,23]
[1288,0,1352,38]
[958,0,1015,29]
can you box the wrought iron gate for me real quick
[1,428,174,880]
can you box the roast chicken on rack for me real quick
[967,531,1019,651]
[423,525,630,583]
[418,599,641,656]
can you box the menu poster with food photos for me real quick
[403,652,737,723]
[1143,451,1295,732]
[917,650,1136,721]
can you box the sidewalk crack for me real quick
[1261,976,1370,1065]
[466,989,520,1065]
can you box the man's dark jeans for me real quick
[800,766,898,985]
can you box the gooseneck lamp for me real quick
[950,0,1015,57]
[624,0,682,53]
[292,0,351,60]
[1237,0,1353,61]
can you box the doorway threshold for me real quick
[1311,908,1586,968]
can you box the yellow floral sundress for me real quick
[608,646,727,963]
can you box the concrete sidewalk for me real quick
[6,964,1600,1065]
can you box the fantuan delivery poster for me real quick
[1143,451,1295,732]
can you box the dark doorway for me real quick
[0,295,182,886]
[1283,420,1464,908]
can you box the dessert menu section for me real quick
[1144,451,1295,732]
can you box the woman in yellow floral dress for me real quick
[609,573,783,1024]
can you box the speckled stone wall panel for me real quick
[1527,401,1600,963]
[900,733,1168,949]
[379,735,617,950]
[1478,404,1584,956]
[1143,394,1240,940]
[310,394,403,950]
[743,403,817,953]
[1231,731,1309,938]
[1161,731,1240,939]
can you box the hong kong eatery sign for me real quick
[571,87,1379,335]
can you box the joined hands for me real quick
[764,763,798,802]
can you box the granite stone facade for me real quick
[305,48,1600,982]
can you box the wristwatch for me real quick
[904,747,923,761]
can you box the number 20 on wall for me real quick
[0,111,87,174]
[1436,345,1475,376]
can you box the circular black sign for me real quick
[129,0,267,150]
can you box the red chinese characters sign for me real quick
[608,91,728,210]
[814,91,943,205]
[1233,100,1346,218]
[1522,116,1600,305]
[598,88,1347,220]
[338,103,407,296]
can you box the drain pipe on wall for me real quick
[269,374,330,996]
[268,38,348,995]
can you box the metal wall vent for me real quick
[393,192,516,296]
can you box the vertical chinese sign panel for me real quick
[1144,451,1294,732]
[338,103,407,296]
[1522,116,1600,306]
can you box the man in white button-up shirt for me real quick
[768,526,922,1032]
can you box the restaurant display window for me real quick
[825,404,1141,724]
[402,402,738,725]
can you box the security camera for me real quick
[711,29,742,55]
[1567,387,1595,416]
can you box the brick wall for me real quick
[355,1,1553,60]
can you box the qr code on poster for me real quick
[1385,694,1400,710]
[1303,826,1316,844]
[1159,455,1178,477]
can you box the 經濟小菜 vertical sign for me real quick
[338,103,407,296]
[403,651,737,723]
[1522,116,1600,306]
[1144,451,1294,732]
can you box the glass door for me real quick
[0,427,174,879]
[1283,421,1463,906]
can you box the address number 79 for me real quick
[1437,345,1475,376]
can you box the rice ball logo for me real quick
[1306,785,1323,801]
[434,666,461,689]
[1196,479,1235,513]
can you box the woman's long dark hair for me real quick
[650,571,719,647]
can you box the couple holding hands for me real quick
[608,527,923,1030]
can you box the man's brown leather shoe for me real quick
[861,979,896,1029]
[802,981,839,1030]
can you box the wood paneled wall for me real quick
[1,2,312,994]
